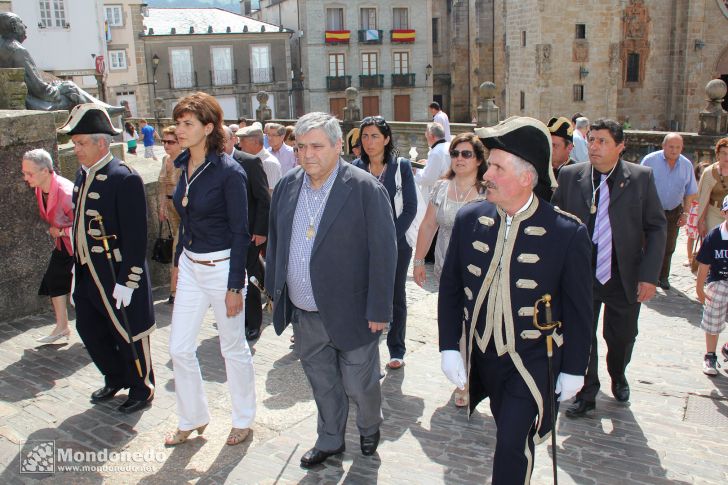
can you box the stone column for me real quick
[698,79,728,136]
[476,82,500,127]
[0,110,60,321]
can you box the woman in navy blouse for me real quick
[165,92,256,447]
[353,116,417,370]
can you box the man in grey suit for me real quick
[265,112,397,467]
[552,119,666,417]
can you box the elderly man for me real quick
[60,104,155,414]
[571,117,590,163]
[641,133,697,289]
[553,119,666,417]
[223,126,271,341]
[415,122,451,200]
[266,112,397,467]
[237,125,281,194]
[267,123,297,175]
[439,117,593,484]
[547,116,575,181]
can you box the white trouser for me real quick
[169,249,256,430]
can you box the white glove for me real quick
[112,284,134,309]
[441,350,467,390]
[555,373,584,402]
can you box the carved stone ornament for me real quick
[573,40,589,63]
[620,0,651,88]
[717,0,728,19]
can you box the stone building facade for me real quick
[140,8,292,120]
[437,0,728,132]
[254,0,433,121]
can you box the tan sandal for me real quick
[226,427,250,446]
[454,388,469,408]
[165,423,208,446]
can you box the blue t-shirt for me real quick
[696,224,728,283]
[141,125,155,146]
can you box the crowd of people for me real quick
[21,94,728,484]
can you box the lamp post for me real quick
[151,54,161,131]
[425,63,433,81]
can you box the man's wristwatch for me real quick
[227,288,242,294]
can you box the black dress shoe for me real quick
[300,445,345,468]
[658,279,670,290]
[360,430,380,456]
[612,379,630,402]
[245,327,261,341]
[90,385,122,403]
[117,397,152,414]
[565,399,595,418]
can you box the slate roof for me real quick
[143,8,289,36]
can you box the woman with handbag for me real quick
[165,92,255,447]
[353,116,418,370]
[158,125,183,304]
[412,133,487,407]
[696,138,728,239]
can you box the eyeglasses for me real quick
[450,149,474,159]
[162,139,178,145]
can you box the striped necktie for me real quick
[593,174,612,284]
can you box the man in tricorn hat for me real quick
[438,116,593,483]
[547,116,576,181]
[60,104,155,414]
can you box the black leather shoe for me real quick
[90,386,122,403]
[360,430,380,456]
[658,279,670,290]
[300,446,345,468]
[612,379,630,402]
[117,397,152,414]
[565,399,595,418]
[245,327,261,341]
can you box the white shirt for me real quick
[414,139,451,199]
[504,193,535,240]
[572,129,589,163]
[255,148,282,190]
[433,111,452,142]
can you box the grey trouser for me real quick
[293,307,383,451]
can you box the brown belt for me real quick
[185,253,230,266]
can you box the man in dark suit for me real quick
[266,112,397,467]
[439,117,593,484]
[552,118,666,417]
[59,104,155,414]
[224,126,271,341]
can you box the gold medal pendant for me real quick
[590,204,596,214]
[306,224,315,240]
[182,195,189,207]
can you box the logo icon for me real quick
[20,440,55,474]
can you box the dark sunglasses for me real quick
[361,116,386,125]
[162,139,178,145]
[450,149,474,159]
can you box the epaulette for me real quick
[553,206,582,225]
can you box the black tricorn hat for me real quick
[475,116,556,194]
[547,116,574,142]
[57,103,122,136]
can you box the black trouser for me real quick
[244,242,265,332]
[473,345,538,485]
[74,272,155,401]
[660,205,683,281]
[387,241,412,360]
[578,278,641,402]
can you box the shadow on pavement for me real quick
[263,350,312,410]
[0,343,89,402]
[0,406,142,484]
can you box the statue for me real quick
[0,12,123,115]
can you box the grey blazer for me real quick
[552,160,667,303]
[265,160,397,351]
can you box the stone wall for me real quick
[0,110,60,321]
[623,130,723,166]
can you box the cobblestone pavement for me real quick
[2,199,728,483]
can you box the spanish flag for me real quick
[325,30,350,43]
[391,29,415,42]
